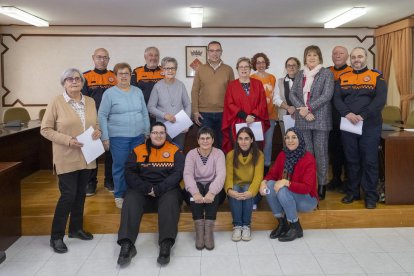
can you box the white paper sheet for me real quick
[282,115,295,133]
[164,110,193,139]
[76,126,105,164]
[235,121,264,141]
[340,117,363,135]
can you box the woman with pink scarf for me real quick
[289,45,334,200]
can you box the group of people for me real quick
[40,40,387,267]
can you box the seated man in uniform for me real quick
[116,122,184,266]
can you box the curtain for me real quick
[376,27,413,121]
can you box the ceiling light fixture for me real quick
[190,7,203,28]
[0,6,49,27]
[324,7,366,28]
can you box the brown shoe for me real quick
[204,219,215,250]
[194,219,205,250]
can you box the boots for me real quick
[269,216,289,239]
[194,219,205,250]
[204,219,215,250]
[278,219,303,242]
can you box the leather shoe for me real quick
[341,194,359,204]
[68,229,93,240]
[318,185,326,200]
[157,239,173,265]
[365,201,377,209]
[50,238,68,253]
[117,241,137,266]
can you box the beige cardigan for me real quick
[41,94,99,175]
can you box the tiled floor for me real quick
[2,227,414,276]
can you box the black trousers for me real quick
[189,182,220,220]
[117,188,182,245]
[88,150,113,185]
[51,169,90,240]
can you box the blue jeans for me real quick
[228,184,254,226]
[200,112,223,148]
[265,181,317,222]
[110,135,145,198]
[264,120,276,167]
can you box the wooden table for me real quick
[0,162,21,251]
[382,130,414,204]
[0,120,52,177]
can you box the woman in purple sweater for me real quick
[184,127,226,250]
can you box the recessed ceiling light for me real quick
[190,7,203,28]
[0,6,49,27]
[324,7,366,28]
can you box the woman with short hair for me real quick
[99,62,150,208]
[41,68,101,253]
[184,127,226,250]
[147,57,191,150]
[289,45,334,200]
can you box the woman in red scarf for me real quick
[222,57,269,153]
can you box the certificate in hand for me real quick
[340,117,363,135]
[235,121,264,141]
[164,110,193,139]
[76,126,105,164]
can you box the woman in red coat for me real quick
[259,127,318,242]
[222,57,269,153]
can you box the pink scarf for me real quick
[302,64,322,105]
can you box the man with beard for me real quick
[334,47,387,209]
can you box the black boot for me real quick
[269,216,289,239]
[157,239,173,265]
[278,219,303,242]
[318,185,326,200]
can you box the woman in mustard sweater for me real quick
[225,127,264,241]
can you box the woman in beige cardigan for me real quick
[41,68,101,254]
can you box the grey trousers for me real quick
[301,129,329,186]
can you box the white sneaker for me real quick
[241,226,251,241]
[232,226,242,241]
[115,198,124,209]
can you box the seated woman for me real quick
[184,127,226,250]
[116,122,184,266]
[260,127,318,242]
[225,127,264,242]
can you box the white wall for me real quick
[0,26,374,121]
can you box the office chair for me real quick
[3,107,31,123]
[381,105,402,124]
[39,108,46,121]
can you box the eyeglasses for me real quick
[151,131,166,136]
[286,64,298,69]
[208,49,222,53]
[117,72,130,76]
[94,55,109,61]
[163,67,177,71]
[238,66,251,70]
[65,77,82,83]
[256,61,266,65]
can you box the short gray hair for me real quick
[144,46,159,55]
[60,68,84,86]
[161,57,178,68]
[351,47,368,57]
